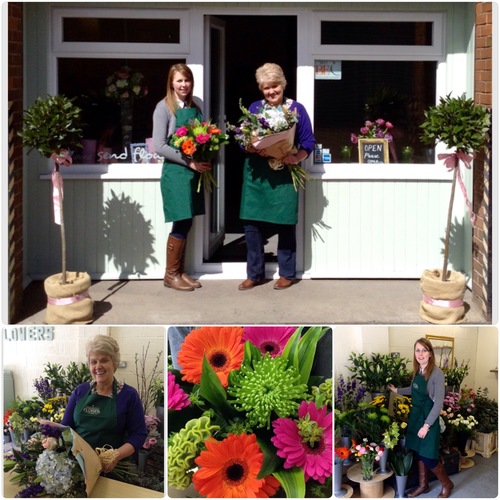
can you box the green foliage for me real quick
[420,93,490,153]
[43,361,90,396]
[349,402,391,443]
[443,359,470,389]
[18,94,83,158]
[473,387,498,434]
[347,352,411,393]
[389,447,413,476]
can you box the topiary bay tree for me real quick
[19,95,93,323]
[419,93,490,323]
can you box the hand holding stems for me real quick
[387,383,397,393]
[188,160,212,173]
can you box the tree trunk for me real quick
[442,159,458,281]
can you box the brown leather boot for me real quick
[408,460,430,497]
[431,462,454,498]
[179,238,201,288]
[163,235,194,291]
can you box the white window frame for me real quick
[307,10,451,181]
[310,10,446,60]
[43,7,191,179]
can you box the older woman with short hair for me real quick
[61,334,147,473]
[238,62,315,291]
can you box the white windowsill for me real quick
[38,163,453,181]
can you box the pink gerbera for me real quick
[242,326,296,357]
[168,371,190,410]
[271,401,332,483]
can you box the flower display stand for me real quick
[473,431,498,458]
[347,463,394,498]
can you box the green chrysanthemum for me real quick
[310,378,333,407]
[168,416,219,489]
[227,353,307,429]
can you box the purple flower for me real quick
[33,377,56,400]
[16,484,45,497]
[40,424,62,439]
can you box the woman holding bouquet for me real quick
[153,63,212,291]
[238,63,315,291]
[388,338,454,498]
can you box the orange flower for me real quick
[335,446,350,460]
[209,125,222,135]
[177,326,244,387]
[181,138,196,156]
[193,433,280,498]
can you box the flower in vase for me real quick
[271,401,333,483]
[193,433,280,498]
[242,326,297,357]
[228,353,307,429]
[167,372,190,411]
[177,326,245,388]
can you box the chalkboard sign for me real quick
[358,139,389,164]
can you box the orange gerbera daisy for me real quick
[177,326,244,388]
[193,433,280,498]
[181,138,196,156]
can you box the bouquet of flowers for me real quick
[168,326,332,498]
[105,66,148,100]
[4,423,101,497]
[169,119,230,192]
[392,395,412,436]
[227,99,311,190]
[350,118,394,144]
[350,438,385,480]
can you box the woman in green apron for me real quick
[238,63,315,291]
[388,338,454,498]
[62,335,147,473]
[152,63,212,291]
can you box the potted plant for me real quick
[419,93,491,324]
[347,352,410,396]
[18,94,93,324]
[471,387,498,458]
[389,447,414,498]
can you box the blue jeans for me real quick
[243,221,296,281]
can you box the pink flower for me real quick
[360,127,370,135]
[375,118,385,127]
[168,372,190,410]
[175,126,189,137]
[385,121,393,129]
[242,326,296,357]
[195,133,211,144]
[271,401,332,484]
[350,133,358,144]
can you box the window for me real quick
[52,8,189,170]
[311,12,444,165]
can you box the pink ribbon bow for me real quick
[437,151,476,226]
[50,150,72,225]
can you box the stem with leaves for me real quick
[134,342,163,415]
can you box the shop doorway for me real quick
[205,15,298,264]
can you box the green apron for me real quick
[160,107,205,222]
[405,374,440,459]
[240,154,298,225]
[73,380,123,450]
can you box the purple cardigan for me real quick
[61,382,147,452]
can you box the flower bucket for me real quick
[44,272,93,324]
[419,269,466,324]
[395,474,408,498]
[334,460,343,495]
[376,446,389,474]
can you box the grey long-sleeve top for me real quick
[397,366,445,427]
[152,99,202,167]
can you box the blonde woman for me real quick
[61,335,147,473]
[153,63,211,291]
[238,63,315,291]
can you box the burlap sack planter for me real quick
[419,269,466,324]
[44,271,93,324]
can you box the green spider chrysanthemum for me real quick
[227,353,308,429]
[168,416,219,489]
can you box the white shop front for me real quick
[23,2,476,283]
